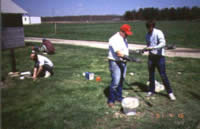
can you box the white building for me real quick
[22,15,41,25]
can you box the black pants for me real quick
[148,55,172,94]
[35,64,53,77]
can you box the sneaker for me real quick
[146,92,153,97]
[44,71,51,78]
[169,93,176,101]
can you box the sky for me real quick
[13,0,200,17]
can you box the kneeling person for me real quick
[32,38,55,54]
[30,52,54,80]
[41,38,55,54]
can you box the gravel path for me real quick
[25,37,200,59]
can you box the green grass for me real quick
[24,21,200,48]
[2,43,200,129]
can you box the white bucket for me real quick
[122,97,139,116]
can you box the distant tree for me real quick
[179,7,190,20]
[159,8,169,20]
[142,8,159,20]
[136,8,144,19]
[131,10,137,20]
[168,7,177,20]
[191,6,200,19]
[123,11,134,20]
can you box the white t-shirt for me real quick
[37,55,53,67]
[108,32,129,61]
[146,28,166,56]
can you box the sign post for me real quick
[10,48,17,72]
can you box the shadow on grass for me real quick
[103,81,149,97]
[124,81,149,92]
[188,91,200,100]
[156,92,169,98]
[124,81,170,100]
[103,86,109,99]
[103,81,150,99]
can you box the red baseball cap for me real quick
[120,24,133,35]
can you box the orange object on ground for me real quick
[96,76,101,82]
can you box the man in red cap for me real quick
[107,24,133,108]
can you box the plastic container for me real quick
[20,71,31,75]
[146,80,165,93]
[122,97,139,116]
[83,72,94,80]
[96,76,101,82]
[20,76,25,80]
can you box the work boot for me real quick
[108,103,115,108]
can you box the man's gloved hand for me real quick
[145,46,154,51]
[130,57,141,63]
[121,55,131,61]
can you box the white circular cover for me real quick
[122,97,139,109]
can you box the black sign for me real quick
[2,27,25,49]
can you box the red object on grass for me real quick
[96,76,101,82]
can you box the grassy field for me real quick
[1,43,200,129]
[24,21,200,48]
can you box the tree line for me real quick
[123,6,200,20]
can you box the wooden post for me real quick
[10,48,17,72]
[54,22,57,34]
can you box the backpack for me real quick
[43,40,55,54]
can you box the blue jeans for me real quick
[108,60,127,103]
[148,55,172,94]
